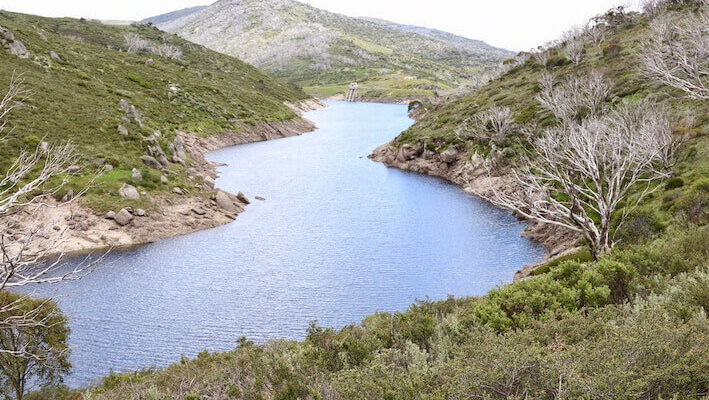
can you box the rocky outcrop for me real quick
[370,141,580,279]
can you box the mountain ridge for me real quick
[143,0,513,100]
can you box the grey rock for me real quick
[118,124,129,136]
[131,168,142,181]
[61,188,74,202]
[236,192,250,205]
[160,175,168,184]
[118,183,140,200]
[396,144,418,162]
[67,165,81,174]
[216,190,237,211]
[134,208,147,217]
[203,176,215,188]
[440,148,459,164]
[0,26,15,41]
[145,58,154,65]
[50,50,62,62]
[114,208,134,226]
[172,187,184,195]
[171,135,186,161]
[39,141,49,152]
[9,40,29,58]
[105,211,116,220]
[104,164,114,171]
[191,207,206,216]
[141,155,162,169]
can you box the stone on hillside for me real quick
[118,183,140,200]
[9,40,29,58]
[114,208,133,226]
[39,141,49,152]
[236,192,250,205]
[141,155,162,170]
[160,175,168,184]
[119,99,130,113]
[216,190,237,211]
[171,135,186,161]
[61,188,74,202]
[134,208,147,217]
[105,211,116,220]
[50,50,62,62]
[191,207,206,216]
[172,187,184,195]
[203,176,215,188]
[131,168,142,181]
[67,165,81,174]
[440,148,459,164]
[118,124,128,136]
[104,164,114,171]
[145,58,154,65]
[0,26,15,41]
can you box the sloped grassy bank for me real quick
[0,12,322,254]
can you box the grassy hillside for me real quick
[0,11,309,212]
[144,0,512,101]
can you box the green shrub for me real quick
[664,177,684,190]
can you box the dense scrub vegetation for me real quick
[0,11,309,211]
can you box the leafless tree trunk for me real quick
[476,95,678,259]
[565,40,585,65]
[641,9,709,99]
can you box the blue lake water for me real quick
[23,101,545,387]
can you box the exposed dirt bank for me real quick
[6,100,324,259]
[370,142,580,280]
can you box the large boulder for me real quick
[440,148,459,164]
[114,208,134,226]
[9,40,29,58]
[171,135,186,161]
[118,183,140,200]
[140,155,162,170]
[396,144,418,162]
[236,192,250,205]
[216,190,237,212]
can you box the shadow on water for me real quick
[19,101,546,387]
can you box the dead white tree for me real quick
[478,99,677,258]
[566,40,585,65]
[536,71,613,125]
[123,32,150,53]
[0,75,101,345]
[582,21,606,48]
[641,9,709,99]
[476,106,515,143]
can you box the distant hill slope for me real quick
[143,0,513,100]
[0,11,310,213]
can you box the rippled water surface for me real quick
[24,101,545,386]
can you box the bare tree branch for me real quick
[641,9,709,99]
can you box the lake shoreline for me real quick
[15,100,324,260]
[369,142,581,279]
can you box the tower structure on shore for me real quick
[345,82,358,102]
